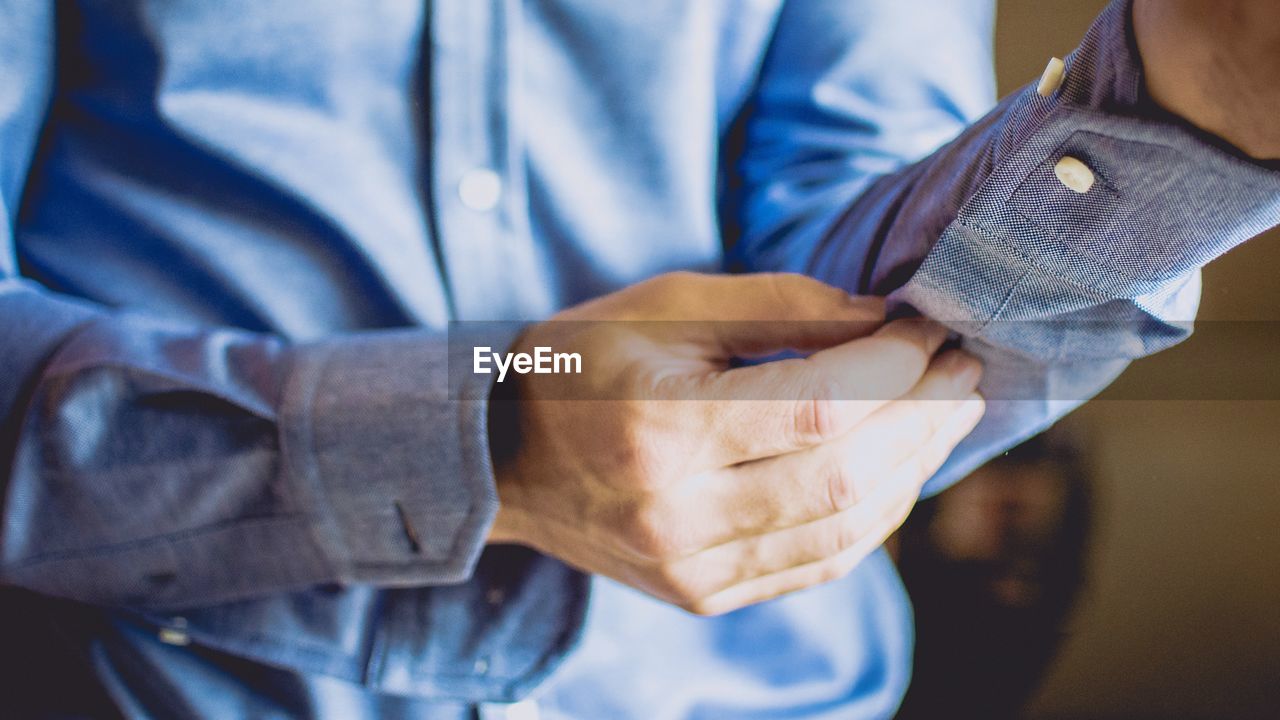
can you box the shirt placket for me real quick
[427,0,551,323]
[362,0,551,705]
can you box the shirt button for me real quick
[159,617,190,646]
[1053,156,1095,194]
[458,168,503,211]
[1036,56,1065,97]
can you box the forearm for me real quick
[1135,0,1280,160]
[745,0,1278,328]
[872,1,1278,491]
[739,0,1280,494]
[1,281,501,608]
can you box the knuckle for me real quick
[617,418,672,488]
[619,501,684,560]
[794,377,841,445]
[621,515,666,559]
[821,455,858,514]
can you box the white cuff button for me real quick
[159,617,190,646]
[459,168,503,211]
[1054,156,1095,194]
[1036,57,1065,97]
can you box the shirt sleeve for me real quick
[730,0,1280,495]
[0,7,503,609]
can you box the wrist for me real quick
[1133,0,1280,160]
[484,327,540,547]
[486,383,525,547]
[486,474,530,545]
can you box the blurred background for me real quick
[896,2,1280,718]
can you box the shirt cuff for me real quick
[897,0,1280,496]
[282,327,514,586]
[899,0,1280,357]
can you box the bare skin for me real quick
[480,1,1280,618]
[1135,0,1280,160]
[487,273,984,616]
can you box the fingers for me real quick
[687,319,951,470]
[689,350,983,547]
[655,391,985,609]
[686,490,918,616]
[683,459,923,606]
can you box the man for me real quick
[0,0,1276,717]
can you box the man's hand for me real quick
[487,272,984,616]
[1135,0,1280,160]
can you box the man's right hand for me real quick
[487,272,984,616]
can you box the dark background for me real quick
[995,2,1280,718]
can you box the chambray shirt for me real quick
[1,0,1277,718]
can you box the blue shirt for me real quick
[1,0,1277,717]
